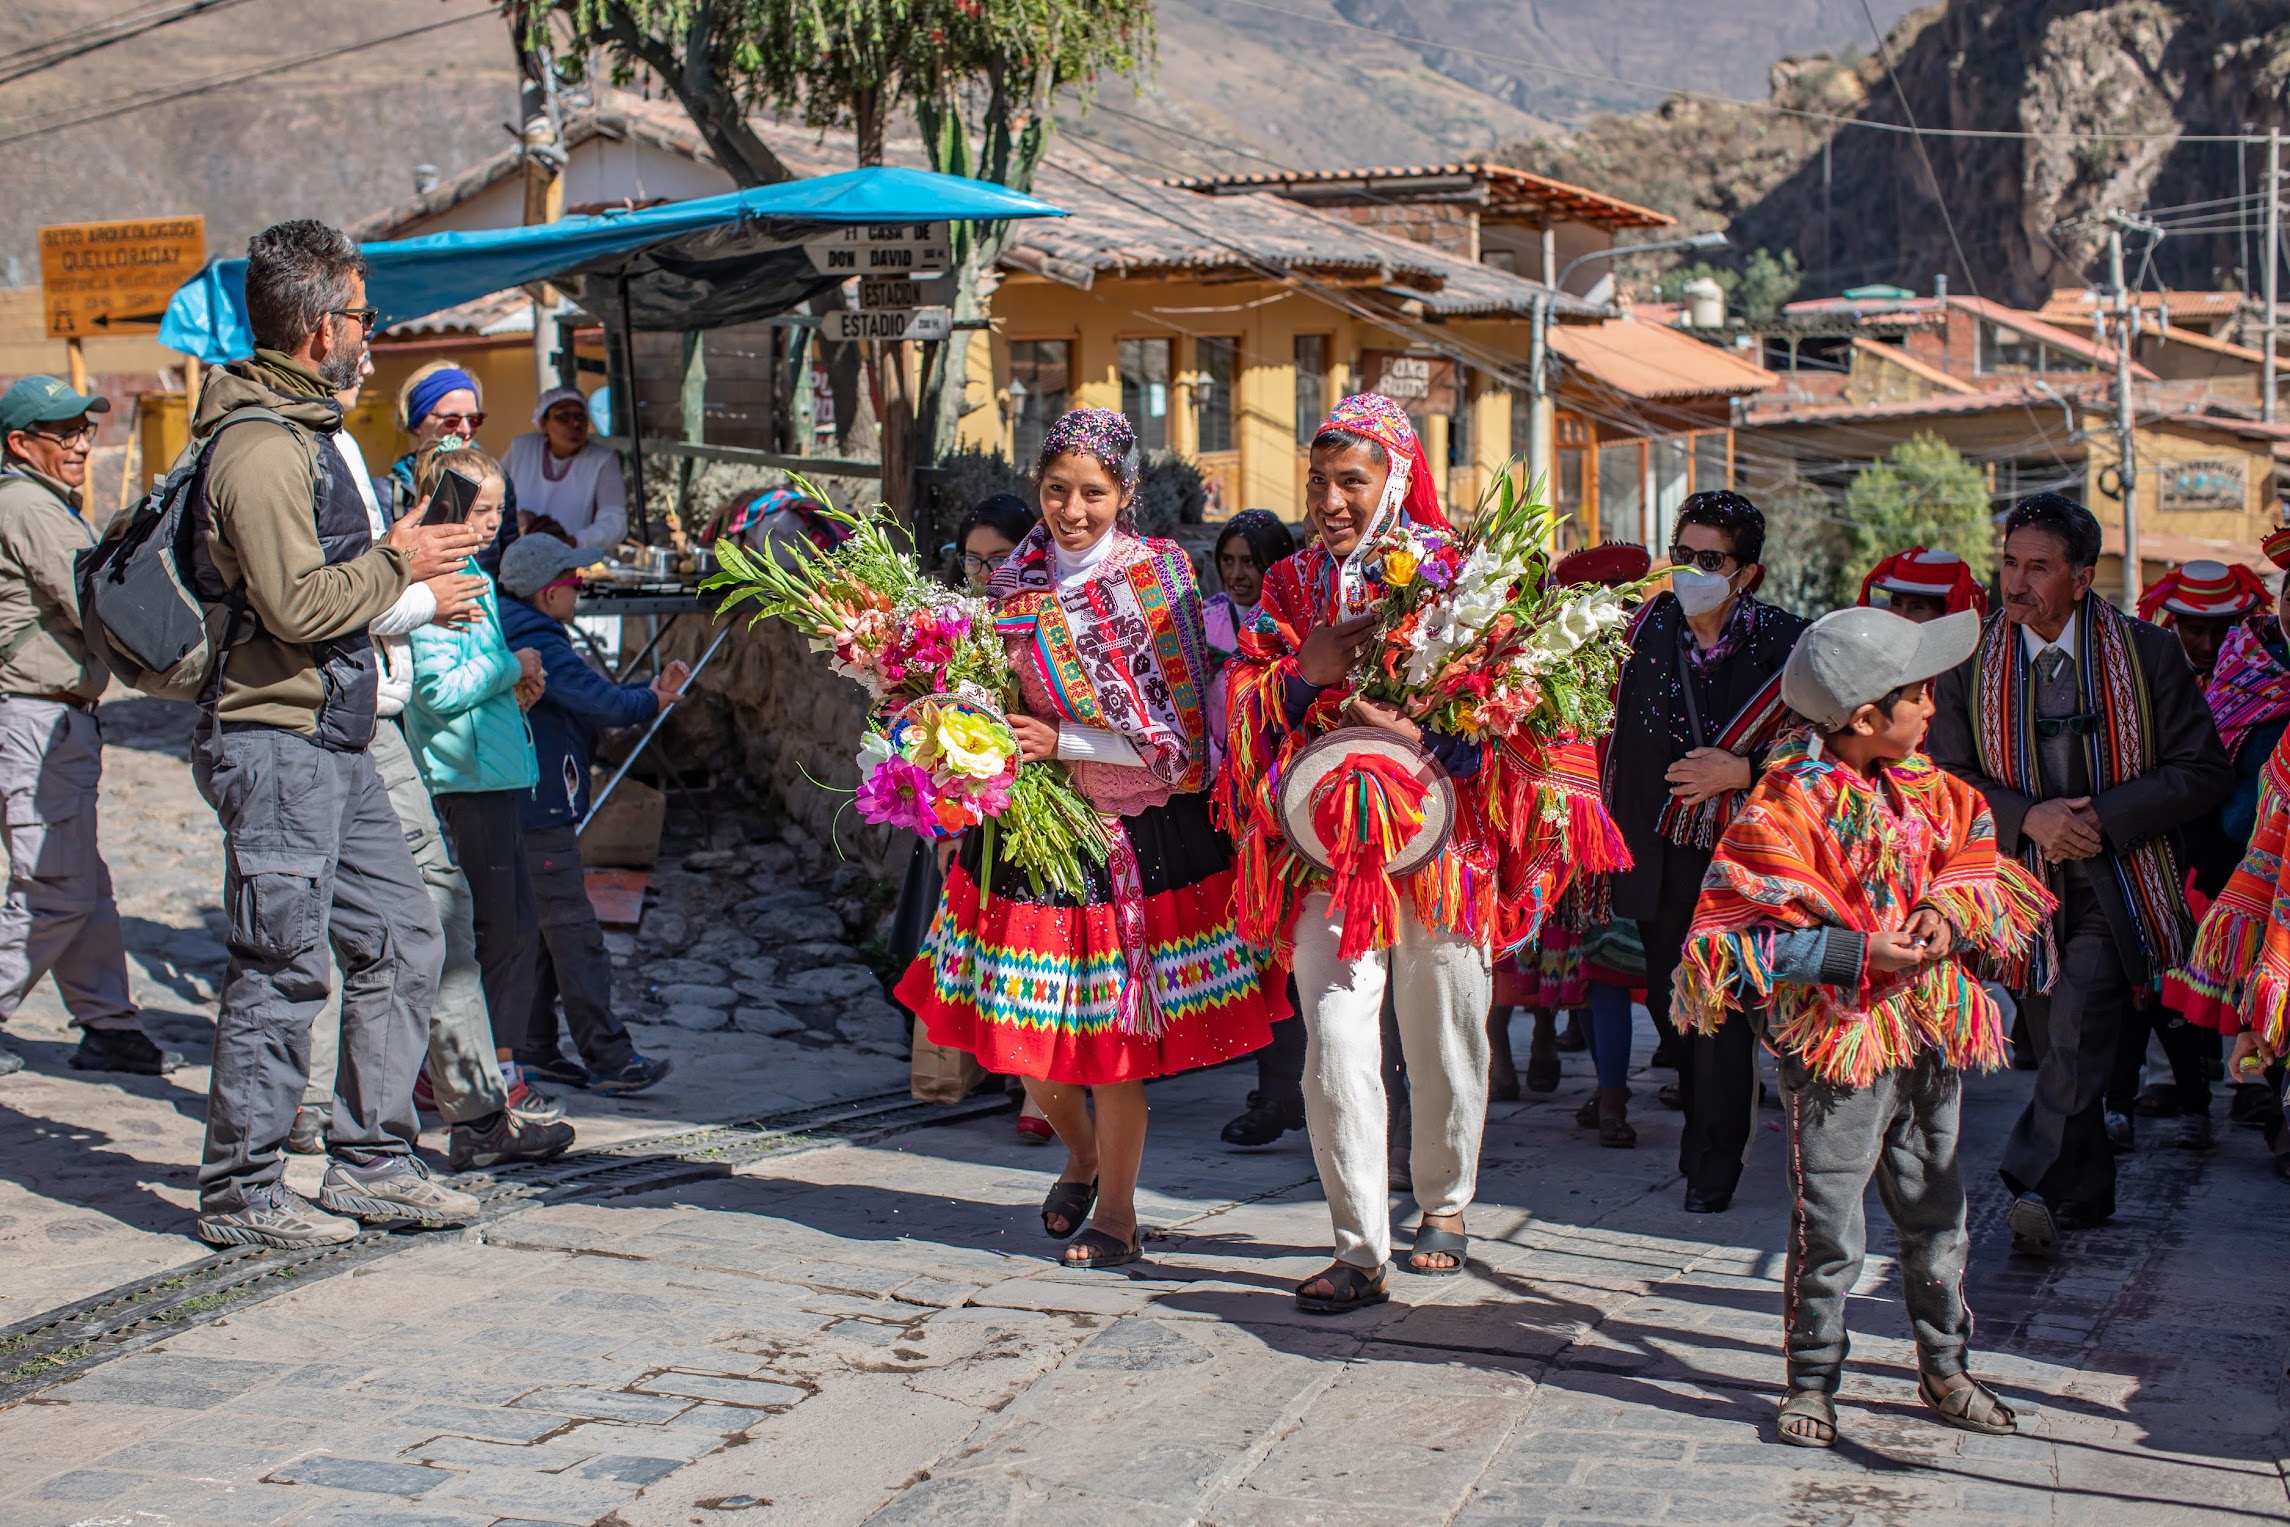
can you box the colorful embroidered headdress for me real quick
[2137,558,2270,624]
[1858,546,1987,617]
[1313,392,1449,620]
[1035,407,1141,492]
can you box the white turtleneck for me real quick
[1046,525,1143,767]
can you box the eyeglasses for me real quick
[961,551,1011,580]
[1667,544,1736,575]
[328,306,379,332]
[27,420,98,444]
[424,411,486,433]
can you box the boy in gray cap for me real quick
[1673,606,2050,1449]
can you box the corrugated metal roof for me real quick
[1547,319,1773,399]
[1165,162,1673,231]
[377,289,537,339]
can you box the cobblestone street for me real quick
[0,700,2285,1525]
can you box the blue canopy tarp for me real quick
[161,165,1063,363]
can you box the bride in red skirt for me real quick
[896,407,1279,1268]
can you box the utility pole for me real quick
[2104,211,2161,609]
[2267,127,2281,424]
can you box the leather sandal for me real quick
[1295,1260,1390,1314]
[1776,1389,1837,1448]
[1407,1224,1469,1275]
[1040,1179,1097,1241]
[1061,1226,1142,1270]
[1920,1373,2017,1435]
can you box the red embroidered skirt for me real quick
[896,791,1281,1086]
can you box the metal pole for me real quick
[2267,127,2280,424]
[579,622,732,830]
[2111,224,2140,609]
[619,276,646,544]
[1526,292,1550,511]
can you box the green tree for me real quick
[1652,247,1801,322]
[1754,467,1852,617]
[1840,431,1996,591]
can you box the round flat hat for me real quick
[1278,726,1455,878]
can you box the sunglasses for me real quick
[424,411,486,433]
[1667,545,1736,575]
[328,306,380,332]
[2033,713,2098,739]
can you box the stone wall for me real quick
[654,614,900,881]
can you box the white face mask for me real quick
[1671,566,1736,618]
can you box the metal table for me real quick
[571,583,734,830]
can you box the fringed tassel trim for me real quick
[1674,930,1772,1038]
[1926,858,2056,965]
[2243,966,2290,1051]
[1768,989,1923,1090]
[2163,903,2268,1033]
[1408,845,1497,951]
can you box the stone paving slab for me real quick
[7,1026,2279,1526]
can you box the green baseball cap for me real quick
[0,376,111,438]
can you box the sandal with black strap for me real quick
[1407,1223,1469,1276]
[1776,1389,1837,1448]
[1294,1260,1390,1315]
[1061,1226,1142,1270]
[1920,1373,2017,1435]
[1040,1179,1097,1241]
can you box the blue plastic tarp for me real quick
[161,165,1063,363]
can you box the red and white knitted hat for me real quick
[2137,559,2270,623]
[1857,546,1986,617]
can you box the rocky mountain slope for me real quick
[1507,1,2290,306]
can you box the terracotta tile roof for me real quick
[1164,163,1673,231]
[1948,295,2157,379]
[1743,384,2106,426]
[1850,336,1976,393]
[2044,309,2266,364]
[2039,288,2246,325]
[1547,320,1774,400]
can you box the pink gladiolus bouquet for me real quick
[704,496,1106,897]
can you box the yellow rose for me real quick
[935,709,1011,779]
[1382,548,1418,587]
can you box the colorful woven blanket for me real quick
[2205,615,2290,764]
[2166,730,2290,1044]
[1676,736,2054,1087]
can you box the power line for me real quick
[0,8,494,149]
[0,0,260,87]
[1215,0,2280,147]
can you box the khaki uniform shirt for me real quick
[0,464,106,703]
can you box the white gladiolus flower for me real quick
[857,731,895,774]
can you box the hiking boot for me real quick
[590,1054,673,1096]
[449,1110,575,1172]
[318,1154,480,1227]
[286,1106,326,1155]
[517,1052,594,1090]
[70,1028,182,1076]
[505,1075,567,1123]
[197,1182,359,1249]
[2103,1109,2135,1152]
[0,1049,21,1077]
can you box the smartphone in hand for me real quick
[424,469,482,525]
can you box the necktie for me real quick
[2037,646,2069,685]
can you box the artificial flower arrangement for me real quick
[1348,469,1649,748]
[702,494,1107,898]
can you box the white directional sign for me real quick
[826,306,954,343]
[805,223,952,275]
[857,276,955,310]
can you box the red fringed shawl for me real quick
[1676,737,2054,1088]
[1217,542,1631,964]
[2166,730,2290,1044]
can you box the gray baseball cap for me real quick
[497,534,593,598]
[1782,606,1981,731]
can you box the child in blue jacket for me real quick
[496,536,679,1095]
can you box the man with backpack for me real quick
[0,376,183,1079]
[184,221,485,1248]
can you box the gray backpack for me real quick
[75,407,306,703]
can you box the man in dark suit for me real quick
[1927,495,2230,1257]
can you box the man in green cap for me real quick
[0,376,183,1078]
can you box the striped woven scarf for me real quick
[1653,664,1794,848]
[2205,616,2290,763]
[1969,596,2189,989]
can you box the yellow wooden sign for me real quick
[37,216,205,339]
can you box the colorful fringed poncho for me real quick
[1675,737,2055,1088]
[1217,540,1628,965]
[2166,730,2290,1046]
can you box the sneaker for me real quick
[2103,1109,2135,1151]
[0,1049,21,1077]
[449,1110,575,1172]
[318,1154,481,1227]
[197,1182,359,1249]
[70,1028,183,1076]
[286,1106,327,1155]
[517,1053,594,1090]
[505,1076,568,1124]
[590,1054,673,1096]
